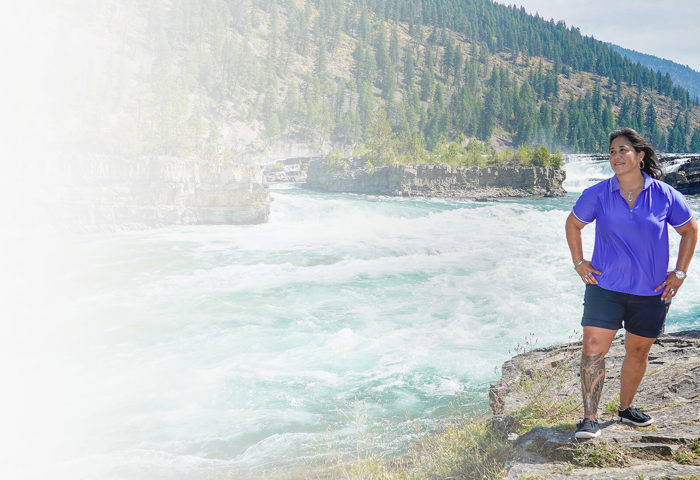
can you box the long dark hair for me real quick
[608,128,664,179]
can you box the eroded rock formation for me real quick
[45,155,270,229]
[305,159,566,199]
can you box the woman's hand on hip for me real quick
[575,261,602,285]
[654,272,684,301]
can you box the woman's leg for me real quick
[619,331,656,409]
[581,326,617,419]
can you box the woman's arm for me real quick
[655,218,698,301]
[674,218,698,273]
[565,212,602,284]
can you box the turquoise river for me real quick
[3,158,699,479]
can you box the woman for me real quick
[565,128,698,439]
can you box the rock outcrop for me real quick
[45,155,270,229]
[489,330,700,479]
[664,156,700,195]
[305,159,566,199]
[263,157,316,184]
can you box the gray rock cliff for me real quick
[45,155,270,229]
[305,159,566,199]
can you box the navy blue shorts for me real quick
[581,285,670,338]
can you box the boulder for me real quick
[664,156,700,195]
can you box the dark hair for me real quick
[608,128,664,179]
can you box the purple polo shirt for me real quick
[572,172,694,296]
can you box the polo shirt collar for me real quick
[609,171,652,192]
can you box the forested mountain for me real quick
[63,0,700,161]
[606,43,700,103]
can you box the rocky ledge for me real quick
[46,155,270,229]
[664,156,700,195]
[305,159,566,199]
[489,330,700,479]
[263,157,316,184]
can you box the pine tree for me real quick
[478,87,497,141]
[667,127,686,152]
[403,46,416,90]
[514,81,537,145]
[601,105,615,133]
[374,23,389,73]
[358,80,374,134]
[452,45,463,84]
[689,127,700,152]
[389,26,399,63]
[382,62,397,100]
[420,66,435,101]
[555,110,569,147]
[644,102,657,138]
[592,83,602,114]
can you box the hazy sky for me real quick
[494,0,700,72]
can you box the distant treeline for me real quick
[350,110,564,169]
[607,43,700,103]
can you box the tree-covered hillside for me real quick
[64,0,700,160]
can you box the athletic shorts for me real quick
[581,284,671,339]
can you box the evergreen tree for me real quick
[478,86,497,141]
[644,102,657,138]
[374,23,389,73]
[689,127,700,152]
[555,109,569,147]
[452,45,463,84]
[358,80,374,133]
[601,105,615,133]
[633,95,644,132]
[667,127,686,152]
[382,62,397,100]
[592,83,602,114]
[514,81,537,145]
[389,26,399,63]
[420,66,435,101]
[403,47,416,90]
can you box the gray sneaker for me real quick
[575,418,601,439]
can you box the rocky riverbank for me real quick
[44,155,270,229]
[664,156,700,195]
[305,159,566,199]
[489,330,700,479]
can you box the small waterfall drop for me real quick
[563,154,611,192]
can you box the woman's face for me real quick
[609,135,645,177]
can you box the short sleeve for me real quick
[667,187,693,228]
[572,187,598,223]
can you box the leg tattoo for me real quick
[581,352,605,419]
